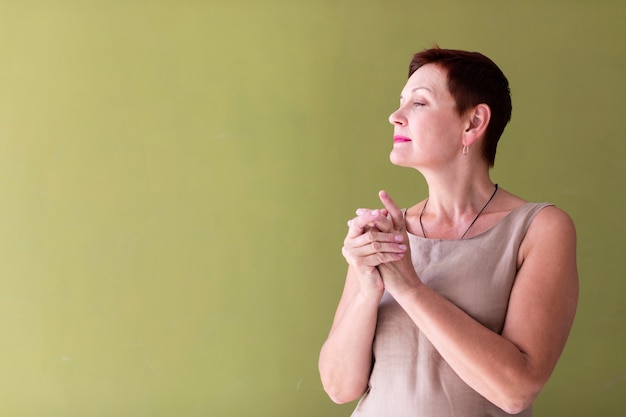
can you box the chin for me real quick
[389,151,410,167]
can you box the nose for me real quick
[388,107,406,126]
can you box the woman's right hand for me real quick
[342,209,407,295]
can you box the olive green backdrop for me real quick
[0,1,624,416]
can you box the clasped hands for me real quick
[342,190,421,296]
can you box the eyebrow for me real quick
[400,86,432,100]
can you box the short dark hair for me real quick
[409,47,512,167]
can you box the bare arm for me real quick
[318,266,382,404]
[376,192,579,414]
[318,211,407,403]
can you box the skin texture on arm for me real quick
[367,191,579,414]
[318,267,381,404]
[318,209,407,403]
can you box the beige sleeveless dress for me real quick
[351,202,552,417]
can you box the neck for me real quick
[421,169,496,217]
[419,177,498,239]
[413,158,500,238]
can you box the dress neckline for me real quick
[405,202,538,242]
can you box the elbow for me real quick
[320,371,367,404]
[498,395,535,415]
[319,354,368,404]
[327,392,353,405]
[494,380,542,415]
[489,358,552,414]
[321,380,366,404]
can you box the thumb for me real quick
[378,190,404,230]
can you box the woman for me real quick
[318,47,578,417]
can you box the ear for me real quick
[462,103,491,147]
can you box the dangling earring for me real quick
[463,145,470,156]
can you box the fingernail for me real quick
[371,209,379,216]
[394,235,403,242]
[399,244,407,250]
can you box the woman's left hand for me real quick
[375,190,423,295]
[355,191,423,295]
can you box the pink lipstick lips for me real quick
[394,135,412,143]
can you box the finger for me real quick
[356,208,388,217]
[342,243,406,268]
[347,229,405,249]
[345,240,407,256]
[355,208,388,224]
[371,213,395,233]
[346,216,367,238]
[346,211,387,238]
[379,190,405,230]
[353,251,406,267]
[354,208,391,232]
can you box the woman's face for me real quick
[388,63,467,169]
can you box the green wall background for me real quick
[1,1,624,416]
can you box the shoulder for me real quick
[495,188,575,238]
[527,205,576,240]
[519,205,577,266]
